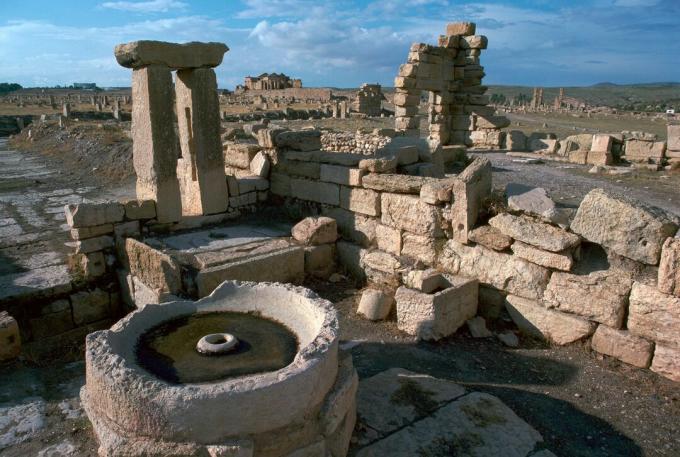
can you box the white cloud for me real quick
[100,0,187,13]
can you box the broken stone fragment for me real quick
[591,325,653,368]
[570,188,678,265]
[488,213,580,252]
[466,316,492,338]
[114,40,229,69]
[291,217,338,246]
[627,282,680,347]
[468,225,512,251]
[357,289,394,321]
[511,241,574,272]
[358,156,398,173]
[658,237,680,297]
[505,183,568,226]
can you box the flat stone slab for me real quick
[115,40,228,69]
[362,173,437,194]
[285,150,364,166]
[489,213,580,252]
[354,368,549,456]
[0,264,72,304]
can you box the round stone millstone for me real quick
[196,332,239,355]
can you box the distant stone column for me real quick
[62,102,71,118]
[131,64,183,222]
[175,67,228,215]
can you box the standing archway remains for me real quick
[394,22,508,148]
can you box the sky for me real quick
[0,0,679,89]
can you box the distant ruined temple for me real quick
[237,73,302,92]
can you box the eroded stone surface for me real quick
[658,237,680,297]
[115,40,228,69]
[628,282,680,346]
[468,225,512,251]
[591,325,653,368]
[489,213,580,252]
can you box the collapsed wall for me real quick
[393,22,509,149]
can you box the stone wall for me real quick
[352,84,383,117]
[320,129,393,155]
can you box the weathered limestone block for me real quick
[375,224,401,256]
[270,173,291,196]
[70,224,114,241]
[275,130,321,151]
[290,178,340,205]
[591,134,613,153]
[529,138,558,154]
[358,157,398,173]
[511,241,573,271]
[125,238,182,295]
[624,139,665,162]
[571,189,678,265]
[560,134,593,155]
[403,269,444,294]
[401,233,442,265]
[396,275,478,340]
[591,325,653,368]
[446,22,476,36]
[419,179,455,204]
[79,251,107,278]
[381,193,443,236]
[340,187,380,217]
[65,202,124,228]
[71,289,110,325]
[0,312,20,362]
[475,115,510,129]
[292,216,338,245]
[543,271,631,328]
[505,295,596,345]
[124,199,156,220]
[460,35,488,49]
[223,143,260,169]
[74,235,114,254]
[505,183,565,225]
[257,127,288,149]
[175,67,228,216]
[336,241,367,280]
[438,240,550,299]
[361,250,403,285]
[249,151,270,178]
[320,164,365,186]
[658,237,680,297]
[587,150,613,166]
[324,208,377,247]
[489,213,580,252]
[650,344,680,382]
[115,40,228,69]
[668,124,680,151]
[468,225,512,251]
[131,64,182,223]
[304,244,335,279]
[362,174,435,194]
[451,157,492,243]
[357,289,393,321]
[505,130,527,151]
[628,282,680,346]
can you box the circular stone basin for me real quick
[81,281,339,448]
[137,312,297,383]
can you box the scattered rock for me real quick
[467,316,492,338]
[357,289,393,321]
[497,331,519,347]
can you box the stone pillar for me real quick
[62,102,71,118]
[175,67,228,215]
[131,64,182,222]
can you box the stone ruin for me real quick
[1,22,680,457]
[352,83,384,117]
[393,22,509,149]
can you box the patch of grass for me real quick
[390,378,439,417]
[460,397,508,428]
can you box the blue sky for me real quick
[1,0,678,89]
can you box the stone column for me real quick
[62,102,71,118]
[175,67,228,215]
[131,64,182,222]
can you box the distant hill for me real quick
[486,82,680,111]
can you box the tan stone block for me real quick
[375,224,401,256]
[290,178,340,205]
[489,213,580,253]
[451,157,492,243]
[74,235,114,254]
[65,202,124,228]
[650,344,680,382]
[357,289,393,321]
[568,150,588,164]
[249,151,270,177]
[125,238,182,294]
[304,244,335,278]
[658,237,680,297]
[362,174,435,194]
[223,143,260,168]
[115,40,228,69]
[511,241,573,271]
[401,233,441,265]
[381,193,443,236]
[70,224,114,241]
[446,22,476,36]
[591,134,613,153]
[628,282,680,346]
[468,226,512,251]
[323,208,377,247]
[80,251,107,278]
[358,157,397,173]
[124,199,156,220]
[587,150,613,166]
[505,295,596,345]
[591,325,653,368]
[320,164,365,186]
[340,187,380,217]
[668,124,680,151]
[292,216,338,245]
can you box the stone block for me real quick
[544,271,631,328]
[395,146,419,165]
[461,35,488,49]
[320,165,365,186]
[357,289,393,321]
[362,174,435,194]
[628,282,680,346]
[358,157,398,173]
[323,208,377,247]
[381,193,443,236]
[401,233,441,265]
[292,216,338,245]
[71,289,110,325]
[336,241,367,280]
[439,240,550,299]
[587,150,613,166]
[591,134,613,153]
[270,172,291,197]
[114,40,228,69]
[237,176,269,193]
[529,138,558,154]
[468,225,512,251]
[275,129,321,151]
[70,224,114,241]
[624,139,665,162]
[0,312,20,361]
[505,295,596,345]
[361,250,403,285]
[65,202,124,228]
[571,188,678,264]
[569,150,588,164]
[650,344,680,382]
[403,269,445,294]
[505,130,527,151]
[256,127,288,148]
[80,251,107,278]
[74,235,114,254]
[451,157,492,243]
[304,244,335,278]
[275,158,321,179]
[511,241,573,271]
[489,213,580,252]
[249,151,270,177]
[340,187,380,217]
[396,275,478,340]
[123,199,156,220]
[375,224,401,256]
[224,143,260,169]
[290,178,340,205]
[125,238,182,294]
[591,325,653,368]
[419,179,454,204]
[506,184,563,224]
[658,237,680,297]
[114,220,141,238]
[667,124,680,151]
